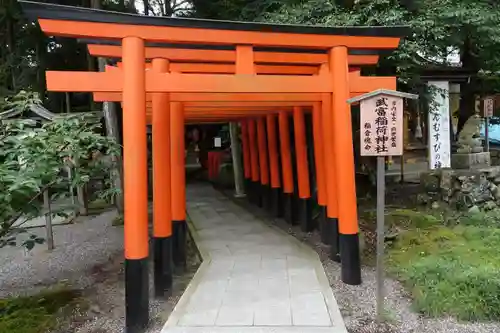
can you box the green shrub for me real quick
[457,210,500,227]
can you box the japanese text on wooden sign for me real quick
[360,95,403,156]
[484,97,494,118]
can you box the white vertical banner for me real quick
[428,81,451,169]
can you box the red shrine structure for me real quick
[19,2,409,332]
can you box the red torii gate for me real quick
[19,1,409,332]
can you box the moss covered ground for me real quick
[386,209,500,321]
[0,288,82,333]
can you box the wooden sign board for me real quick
[360,94,403,156]
[484,97,494,118]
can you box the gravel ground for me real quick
[69,235,200,333]
[227,192,500,333]
[0,210,123,298]
[4,183,499,333]
[0,208,200,333]
[284,226,500,333]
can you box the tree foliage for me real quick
[0,91,120,250]
[259,1,499,83]
[0,0,137,110]
[188,0,500,130]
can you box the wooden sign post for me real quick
[348,89,418,323]
[484,97,494,152]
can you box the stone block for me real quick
[491,151,500,166]
[451,152,491,169]
[420,171,441,192]
[478,166,500,180]
[439,169,455,191]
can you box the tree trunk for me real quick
[456,36,478,137]
[126,0,136,13]
[86,51,96,110]
[165,0,173,16]
[43,189,55,250]
[65,92,71,113]
[35,34,47,98]
[6,0,15,92]
[144,0,150,15]
[457,83,476,136]
[92,0,124,212]
[74,157,89,216]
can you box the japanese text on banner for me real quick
[428,81,451,169]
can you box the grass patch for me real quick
[87,199,114,214]
[456,209,500,227]
[88,198,111,210]
[386,208,442,229]
[388,220,500,321]
[0,288,82,333]
[111,214,124,226]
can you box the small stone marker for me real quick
[348,89,418,324]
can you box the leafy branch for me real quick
[0,92,121,250]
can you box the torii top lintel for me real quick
[20,1,410,50]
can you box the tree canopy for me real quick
[2,0,500,124]
[0,0,135,110]
[189,0,500,129]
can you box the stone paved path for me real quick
[162,183,347,333]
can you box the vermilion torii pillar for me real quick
[122,36,149,331]
[20,2,410,331]
[319,63,341,262]
[151,58,173,297]
[331,46,362,284]
[256,117,271,210]
[266,114,281,217]
[312,101,329,244]
[170,101,187,270]
[248,119,261,206]
[279,111,295,225]
[241,120,252,196]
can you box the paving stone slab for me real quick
[162,184,347,333]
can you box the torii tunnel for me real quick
[20,1,409,332]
